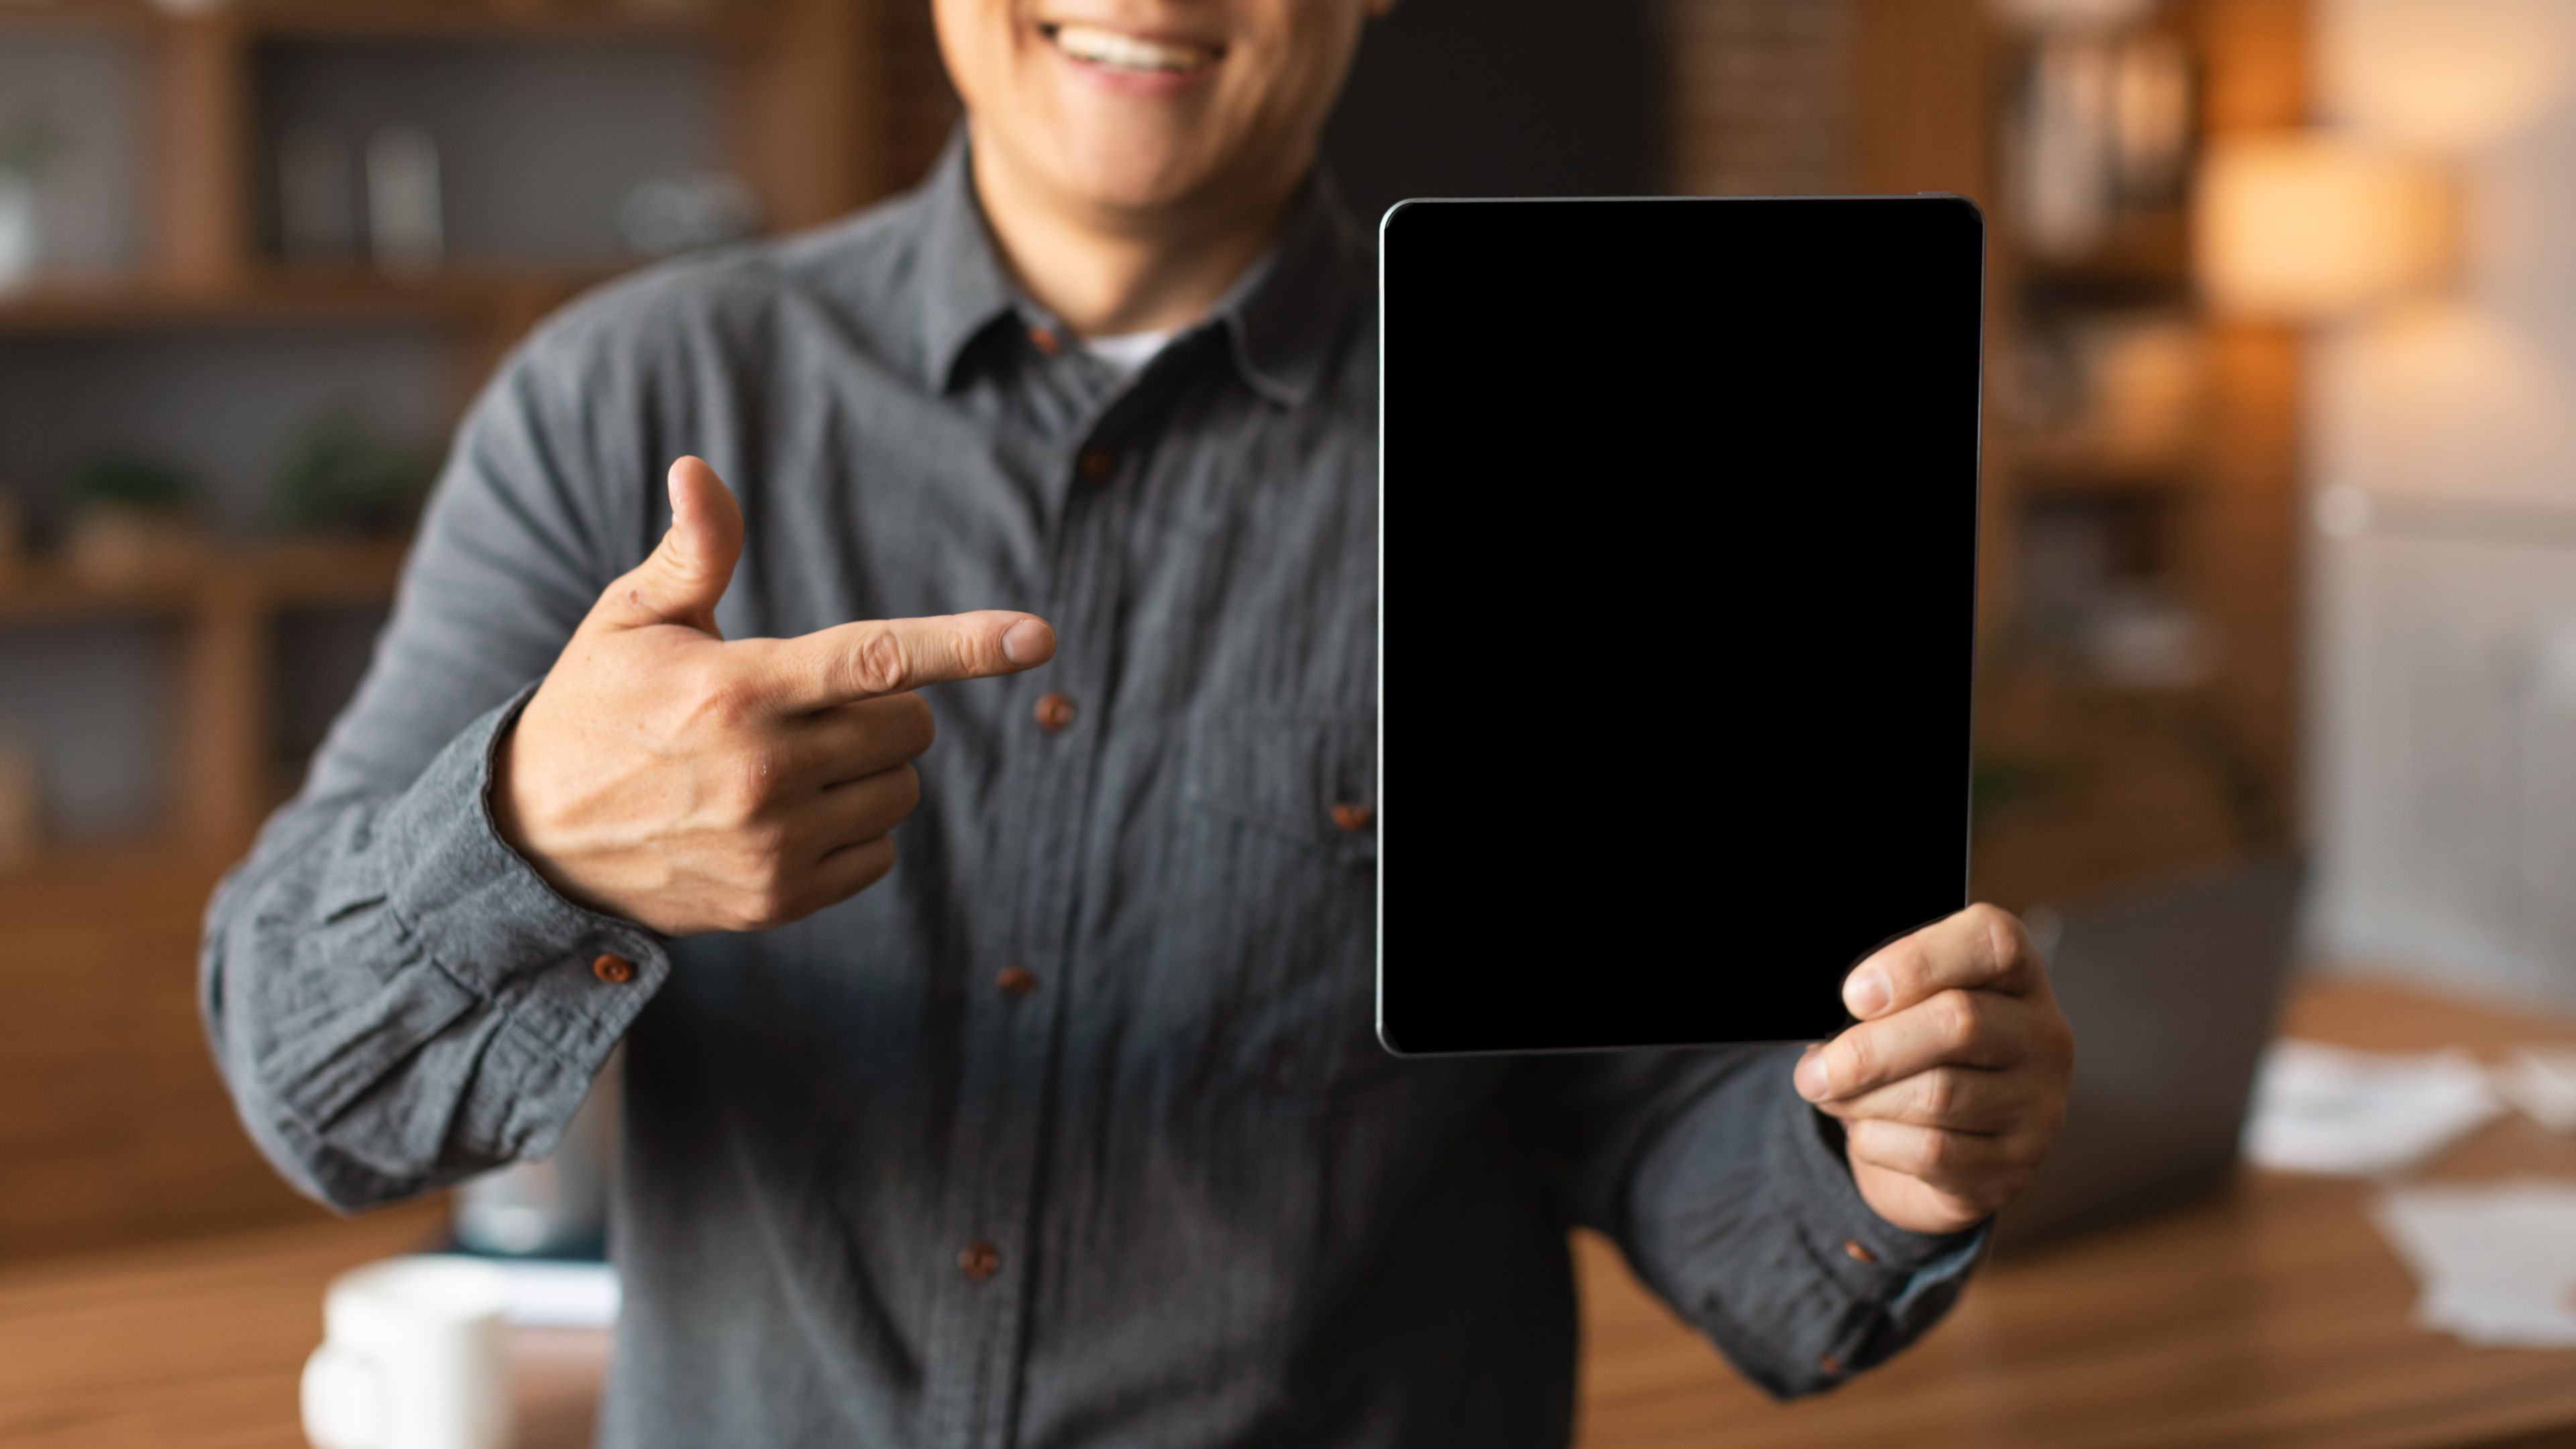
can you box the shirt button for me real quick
[591,953,637,985]
[1034,692,1077,732]
[1331,802,1375,833]
[958,1241,1002,1281]
[996,965,1038,998]
[1843,1238,1877,1265]
[1077,447,1118,483]
[1028,323,1063,356]
[1818,1353,1843,1376]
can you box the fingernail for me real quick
[1794,1049,1831,1102]
[1002,619,1055,666]
[1845,967,1890,1019]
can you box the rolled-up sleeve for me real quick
[200,294,677,1212]
[1522,1046,1986,1399]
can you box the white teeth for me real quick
[1048,23,1215,74]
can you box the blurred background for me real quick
[4,0,2576,1438]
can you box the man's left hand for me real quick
[1793,904,2075,1236]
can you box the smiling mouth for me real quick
[1040,21,1224,75]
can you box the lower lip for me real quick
[1047,40,1220,96]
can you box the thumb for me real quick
[594,456,744,635]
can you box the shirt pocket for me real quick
[1181,713,1379,865]
[1169,713,1390,1101]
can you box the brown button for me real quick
[996,965,1038,998]
[1034,692,1077,732]
[591,953,637,985]
[1331,802,1375,833]
[1077,447,1118,483]
[958,1241,1002,1280]
[1818,1353,1843,1376]
[1843,1238,1877,1265]
[1028,323,1063,356]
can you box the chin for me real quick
[1041,122,1231,216]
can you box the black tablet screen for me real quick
[1377,196,1984,1054]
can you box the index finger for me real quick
[759,611,1057,710]
[1842,904,2043,1021]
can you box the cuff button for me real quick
[1818,1353,1843,1376]
[592,953,637,985]
[1843,1238,1878,1265]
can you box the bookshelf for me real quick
[0,0,958,1265]
[1955,0,2309,911]
[0,0,908,867]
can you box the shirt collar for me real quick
[913,133,1021,392]
[910,130,1365,409]
[1220,167,1367,409]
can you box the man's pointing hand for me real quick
[494,455,1056,936]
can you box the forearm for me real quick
[201,690,667,1212]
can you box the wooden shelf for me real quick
[0,536,411,851]
[0,0,892,1268]
[0,264,626,335]
[0,536,409,627]
[0,0,775,43]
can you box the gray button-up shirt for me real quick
[203,140,1980,1448]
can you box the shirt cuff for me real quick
[371,683,669,1118]
[1772,1088,1989,1373]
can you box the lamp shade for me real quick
[2195,133,2453,321]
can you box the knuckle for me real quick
[859,837,899,886]
[696,669,765,731]
[894,692,938,753]
[742,881,802,930]
[1835,1033,1876,1091]
[846,631,911,697]
[1980,903,2035,971]
[1933,990,1980,1051]
[749,817,798,868]
[724,747,788,810]
[1919,1068,1960,1120]
[1880,938,1930,998]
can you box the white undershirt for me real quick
[1083,329,1177,379]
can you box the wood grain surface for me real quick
[4,978,2574,1448]
[1570,978,2576,1449]
[0,1200,608,1449]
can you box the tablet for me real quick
[1377,195,1985,1055]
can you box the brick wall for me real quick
[873,1,1865,203]
[1663,0,1860,196]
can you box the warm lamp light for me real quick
[2194,133,2455,321]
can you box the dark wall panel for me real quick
[1322,0,1666,227]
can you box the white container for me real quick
[301,1257,514,1449]
[0,174,36,292]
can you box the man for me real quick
[203,1,2074,1444]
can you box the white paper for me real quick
[2492,1046,2576,1133]
[2373,1180,2576,1347]
[2243,1038,2504,1176]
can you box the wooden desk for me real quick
[3,979,2571,1448]
[0,1200,608,1449]
[1573,979,2576,1449]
